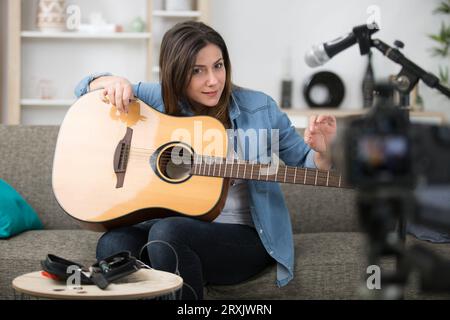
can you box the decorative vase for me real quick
[362,51,375,108]
[36,0,66,32]
[130,17,146,33]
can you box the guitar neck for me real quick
[190,155,349,189]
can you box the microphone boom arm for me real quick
[370,38,450,99]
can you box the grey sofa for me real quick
[1,125,449,300]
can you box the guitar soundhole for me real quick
[157,144,193,183]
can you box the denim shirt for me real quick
[75,75,317,287]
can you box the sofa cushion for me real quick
[205,233,450,300]
[0,126,79,230]
[281,184,360,234]
[0,179,43,238]
[0,229,101,299]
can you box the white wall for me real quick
[209,0,450,119]
[0,0,8,124]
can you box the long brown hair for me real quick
[159,21,232,128]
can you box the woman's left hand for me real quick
[304,115,337,163]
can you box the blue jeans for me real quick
[96,217,274,299]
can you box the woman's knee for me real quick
[148,217,194,243]
[96,231,121,260]
[96,226,147,260]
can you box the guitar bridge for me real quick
[114,127,133,188]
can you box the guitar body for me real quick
[52,91,229,231]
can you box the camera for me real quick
[339,84,450,191]
[333,83,450,298]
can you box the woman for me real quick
[75,21,337,299]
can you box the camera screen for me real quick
[355,134,410,181]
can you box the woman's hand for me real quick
[90,76,134,113]
[304,115,337,170]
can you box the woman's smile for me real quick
[202,90,218,97]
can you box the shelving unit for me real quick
[153,10,201,18]
[283,109,447,128]
[21,31,152,39]
[20,99,75,107]
[5,0,209,125]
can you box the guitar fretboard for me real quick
[190,155,348,188]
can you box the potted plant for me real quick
[429,0,450,85]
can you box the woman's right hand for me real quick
[90,76,134,113]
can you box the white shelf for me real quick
[21,31,151,39]
[153,10,201,18]
[284,109,447,128]
[21,99,75,107]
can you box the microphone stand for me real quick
[351,24,450,100]
[368,37,450,249]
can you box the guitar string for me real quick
[127,149,326,170]
[126,151,341,178]
[107,140,342,184]
[128,152,335,174]
[121,165,342,186]
[127,148,337,179]
[125,157,343,186]
[120,166,343,186]
[127,146,333,181]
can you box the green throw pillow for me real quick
[0,179,43,238]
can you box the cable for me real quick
[139,240,198,300]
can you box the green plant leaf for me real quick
[433,0,450,14]
[439,66,449,84]
[429,20,450,58]
[431,47,448,57]
[440,22,450,39]
[428,2,450,81]
[429,34,445,43]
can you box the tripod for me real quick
[349,24,450,299]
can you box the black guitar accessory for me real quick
[41,251,141,290]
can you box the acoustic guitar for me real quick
[52,91,348,231]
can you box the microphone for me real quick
[305,24,379,67]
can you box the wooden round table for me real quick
[12,269,183,300]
